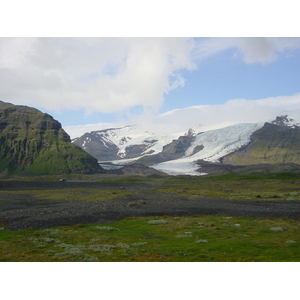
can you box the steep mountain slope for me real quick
[0,101,104,176]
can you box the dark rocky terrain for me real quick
[107,163,167,176]
[1,180,300,231]
[195,160,300,175]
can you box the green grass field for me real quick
[1,214,300,262]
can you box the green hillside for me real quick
[0,101,104,176]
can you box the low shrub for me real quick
[176,233,193,238]
[270,227,283,231]
[131,242,148,247]
[94,226,119,231]
[148,220,168,225]
[195,239,208,243]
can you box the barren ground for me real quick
[1,181,300,230]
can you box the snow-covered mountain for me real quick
[71,114,300,176]
[72,124,189,161]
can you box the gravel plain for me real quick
[1,181,300,230]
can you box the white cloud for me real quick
[237,37,277,64]
[154,93,300,132]
[64,122,119,140]
[194,37,300,64]
[0,37,196,114]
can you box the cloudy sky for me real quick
[1,37,300,132]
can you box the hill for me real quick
[0,101,104,176]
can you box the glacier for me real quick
[152,122,264,176]
[98,122,265,176]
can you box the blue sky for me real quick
[162,45,300,111]
[1,37,300,130]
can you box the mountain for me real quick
[72,115,300,176]
[0,101,104,176]
[72,124,187,161]
[221,118,300,165]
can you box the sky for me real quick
[1,36,300,137]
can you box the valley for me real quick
[2,101,300,261]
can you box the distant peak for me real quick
[271,115,299,127]
[271,115,292,125]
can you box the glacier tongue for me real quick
[152,159,206,176]
[152,122,264,176]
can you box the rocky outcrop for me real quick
[0,101,104,176]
